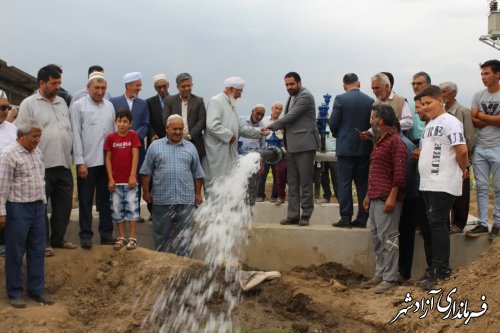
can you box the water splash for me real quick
[143,152,261,332]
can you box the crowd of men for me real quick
[0,59,499,307]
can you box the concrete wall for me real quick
[65,202,491,278]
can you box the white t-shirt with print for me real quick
[418,112,465,196]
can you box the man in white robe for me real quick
[203,77,269,191]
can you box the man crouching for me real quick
[361,104,408,294]
[0,118,53,308]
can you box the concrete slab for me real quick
[64,202,491,279]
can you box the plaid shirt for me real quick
[0,142,46,215]
[367,133,407,201]
[140,138,204,205]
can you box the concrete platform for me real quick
[64,201,491,278]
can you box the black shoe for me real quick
[81,239,92,249]
[298,218,309,226]
[280,218,299,225]
[466,225,489,238]
[351,219,367,228]
[100,238,116,245]
[9,298,26,308]
[333,218,352,228]
[489,226,500,240]
[138,217,146,224]
[29,293,54,305]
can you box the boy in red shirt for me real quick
[104,109,141,250]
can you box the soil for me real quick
[0,238,498,333]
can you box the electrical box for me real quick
[488,12,500,37]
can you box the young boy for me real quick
[104,109,141,250]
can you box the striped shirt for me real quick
[140,138,204,205]
[367,132,407,201]
[0,142,46,215]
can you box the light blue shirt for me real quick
[140,138,204,205]
[239,115,265,151]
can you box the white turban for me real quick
[153,74,168,84]
[0,89,6,99]
[123,72,143,84]
[224,77,245,89]
[88,72,106,83]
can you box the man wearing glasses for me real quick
[408,72,431,145]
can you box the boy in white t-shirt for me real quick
[418,85,468,290]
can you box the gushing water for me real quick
[142,152,261,332]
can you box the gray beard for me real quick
[372,125,381,142]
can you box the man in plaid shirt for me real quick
[0,118,53,308]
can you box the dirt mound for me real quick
[0,240,498,332]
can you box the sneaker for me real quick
[29,293,54,305]
[275,198,285,206]
[360,276,382,289]
[255,197,265,202]
[489,226,500,240]
[80,239,92,249]
[420,275,438,290]
[269,197,277,203]
[317,198,330,204]
[9,298,26,308]
[450,225,463,234]
[372,281,398,294]
[465,225,489,238]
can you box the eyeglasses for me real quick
[0,104,12,111]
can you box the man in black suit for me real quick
[162,73,206,159]
[329,73,374,228]
[146,74,169,146]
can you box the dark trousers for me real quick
[313,162,322,198]
[77,165,113,242]
[275,160,287,199]
[417,191,432,268]
[5,201,46,299]
[257,163,278,199]
[321,161,338,200]
[45,166,73,247]
[336,155,369,221]
[152,204,194,256]
[398,195,418,279]
[422,191,456,277]
[451,174,470,230]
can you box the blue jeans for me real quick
[5,201,46,299]
[422,191,456,277]
[336,155,369,221]
[152,204,194,256]
[473,146,500,228]
[77,165,113,242]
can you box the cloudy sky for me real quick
[4,0,500,114]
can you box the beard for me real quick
[372,124,381,142]
[229,95,239,109]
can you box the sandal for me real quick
[45,247,55,257]
[126,238,137,250]
[113,237,127,251]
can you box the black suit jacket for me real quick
[162,93,206,157]
[146,94,167,145]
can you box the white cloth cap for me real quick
[153,74,168,83]
[88,72,106,82]
[123,72,143,84]
[224,77,245,89]
[0,89,6,99]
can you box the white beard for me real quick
[230,95,239,109]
